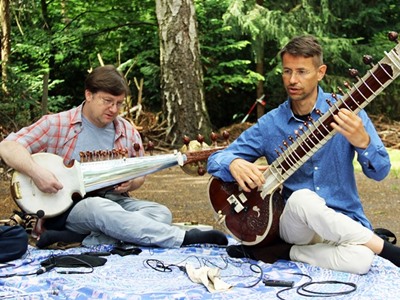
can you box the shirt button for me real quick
[316,187,320,191]
[364,152,369,156]
[314,166,319,170]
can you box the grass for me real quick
[354,148,400,178]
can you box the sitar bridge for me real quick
[227,193,246,213]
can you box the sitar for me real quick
[208,32,400,246]
[11,135,226,218]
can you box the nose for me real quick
[108,103,119,113]
[288,73,300,84]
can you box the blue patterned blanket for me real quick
[1,237,399,299]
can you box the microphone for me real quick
[36,263,56,275]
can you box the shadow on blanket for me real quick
[0,237,399,299]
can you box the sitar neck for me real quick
[80,152,184,192]
[79,145,226,193]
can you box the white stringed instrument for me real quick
[208,32,400,246]
[11,135,226,218]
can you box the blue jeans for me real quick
[65,191,185,248]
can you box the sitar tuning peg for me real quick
[146,141,154,155]
[210,132,218,147]
[337,87,347,98]
[133,143,141,156]
[283,140,289,148]
[197,165,206,176]
[362,55,374,67]
[197,134,205,146]
[315,109,323,117]
[348,68,360,79]
[182,135,190,146]
[331,93,341,104]
[221,130,230,145]
[388,31,399,43]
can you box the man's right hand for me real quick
[0,141,63,194]
[229,158,268,192]
[32,165,64,194]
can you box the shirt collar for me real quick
[285,86,326,124]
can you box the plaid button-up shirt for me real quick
[6,103,144,165]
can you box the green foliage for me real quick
[2,0,400,131]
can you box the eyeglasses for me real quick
[282,69,313,78]
[98,97,125,109]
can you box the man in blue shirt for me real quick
[207,35,399,273]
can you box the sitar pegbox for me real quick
[179,131,229,176]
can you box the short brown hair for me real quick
[280,35,324,67]
[85,65,130,96]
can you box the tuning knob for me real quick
[197,165,206,176]
[348,68,359,78]
[362,55,374,66]
[146,141,154,154]
[222,130,230,145]
[133,143,141,152]
[197,134,205,145]
[388,31,399,43]
[210,132,218,146]
[182,135,190,146]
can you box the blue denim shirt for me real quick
[207,86,391,229]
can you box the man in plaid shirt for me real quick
[0,65,228,249]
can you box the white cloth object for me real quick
[186,264,232,293]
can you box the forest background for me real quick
[1,0,400,146]
[1,0,400,242]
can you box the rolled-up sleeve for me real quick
[207,122,267,182]
[355,111,391,181]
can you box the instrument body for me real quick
[11,153,84,218]
[208,38,400,246]
[11,146,223,218]
[208,177,284,246]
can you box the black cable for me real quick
[144,259,186,272]
[0,271,37,278]
[274,272,357,299]
[201,255,229,270]
[237,262,264,288]
[297,280,357,297]
[144,253,265,290]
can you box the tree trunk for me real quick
[38,0,54,118]
[155,0,212,146]
[41,73,49,115]
[256,50,265,118]
[255,0,265,118]
[0,0,11,96]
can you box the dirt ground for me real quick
[1,162,398,242]
[135,166,400,239]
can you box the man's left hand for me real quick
[330,108,370,149]
[113,176,146,193]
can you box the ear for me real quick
[317,64,327,81]
[85,90,93,102]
